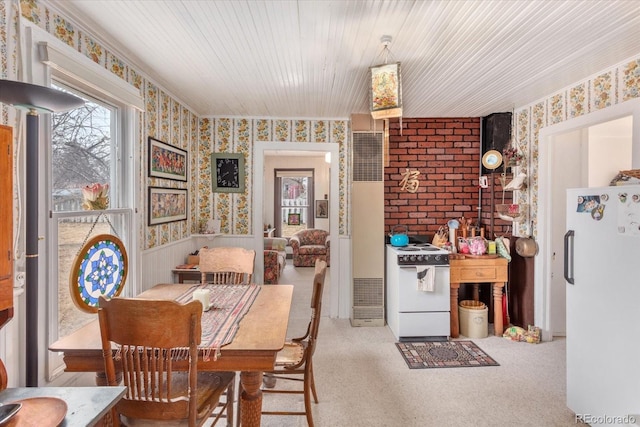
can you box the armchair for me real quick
[264,237,287,284]
[289,229,330,267]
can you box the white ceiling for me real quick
[55,0,640,119]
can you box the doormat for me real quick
[395,340,499,369]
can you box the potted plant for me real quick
[503,146,523,167]
[81,183,109,210]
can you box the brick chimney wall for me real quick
[384,117,510,239]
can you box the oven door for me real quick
[397,265,450,312]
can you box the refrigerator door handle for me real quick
[564,230,575,285]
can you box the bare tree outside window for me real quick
[51,87,112,212]
[52,106,110,187]
[51,84,115,338]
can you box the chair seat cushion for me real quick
[298,245,327,256]
[264,237,287,251]
[274,341,305,367]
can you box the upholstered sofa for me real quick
[289,229,330,267]
[264,237,287,284]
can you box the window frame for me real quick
[29,28,142,382]
[45,78,138,382]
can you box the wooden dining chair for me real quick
[199,247,255,285]
[97,296,235,427]
[257,259,328,427]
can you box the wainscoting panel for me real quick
[140,235,255,291]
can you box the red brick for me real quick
[384,117,490,235]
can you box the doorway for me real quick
[536,99,640,341]
[253,142,342,318]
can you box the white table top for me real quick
[0,386,126,427]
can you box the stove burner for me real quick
[397,246,420,251]
[411,243,441,251]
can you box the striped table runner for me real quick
[175,284,261,361]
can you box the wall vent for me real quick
[351,277,385,327]
[352,132,383,182]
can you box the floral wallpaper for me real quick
[197,117,349,236]
[515,58,640,237]
[1,0,639,245]
[1,0,12,125]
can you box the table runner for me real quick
[175,284,261,361]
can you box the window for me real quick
[275,169,314,237]
[51,82,119,336]
[47,80,136,380]
[32,36,142,382]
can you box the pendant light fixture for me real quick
[369,35,403,167]
[369,35,403,121]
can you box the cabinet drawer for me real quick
[456,267,499,281]
[450,258,509,283]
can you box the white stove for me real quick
[386,243,451,341]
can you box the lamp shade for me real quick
[0,79,84,112]
[369,62,402,120]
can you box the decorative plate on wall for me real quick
[69,234,128,313]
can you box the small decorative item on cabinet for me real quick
[468,237,487,255]
[457,236,487,255]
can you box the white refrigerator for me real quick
[565,185,640,425]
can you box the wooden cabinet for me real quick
[0,125,13,390]
[0,125,13,325]
[449,257,508,338]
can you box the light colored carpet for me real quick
[253,263,577,427]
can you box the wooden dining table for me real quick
[49,283,293,427]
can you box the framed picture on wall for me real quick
[212,152,245,193]
[315,200,328,218]
[148,137,188,181]
[287,213,301,226]
[148,187,188,225]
